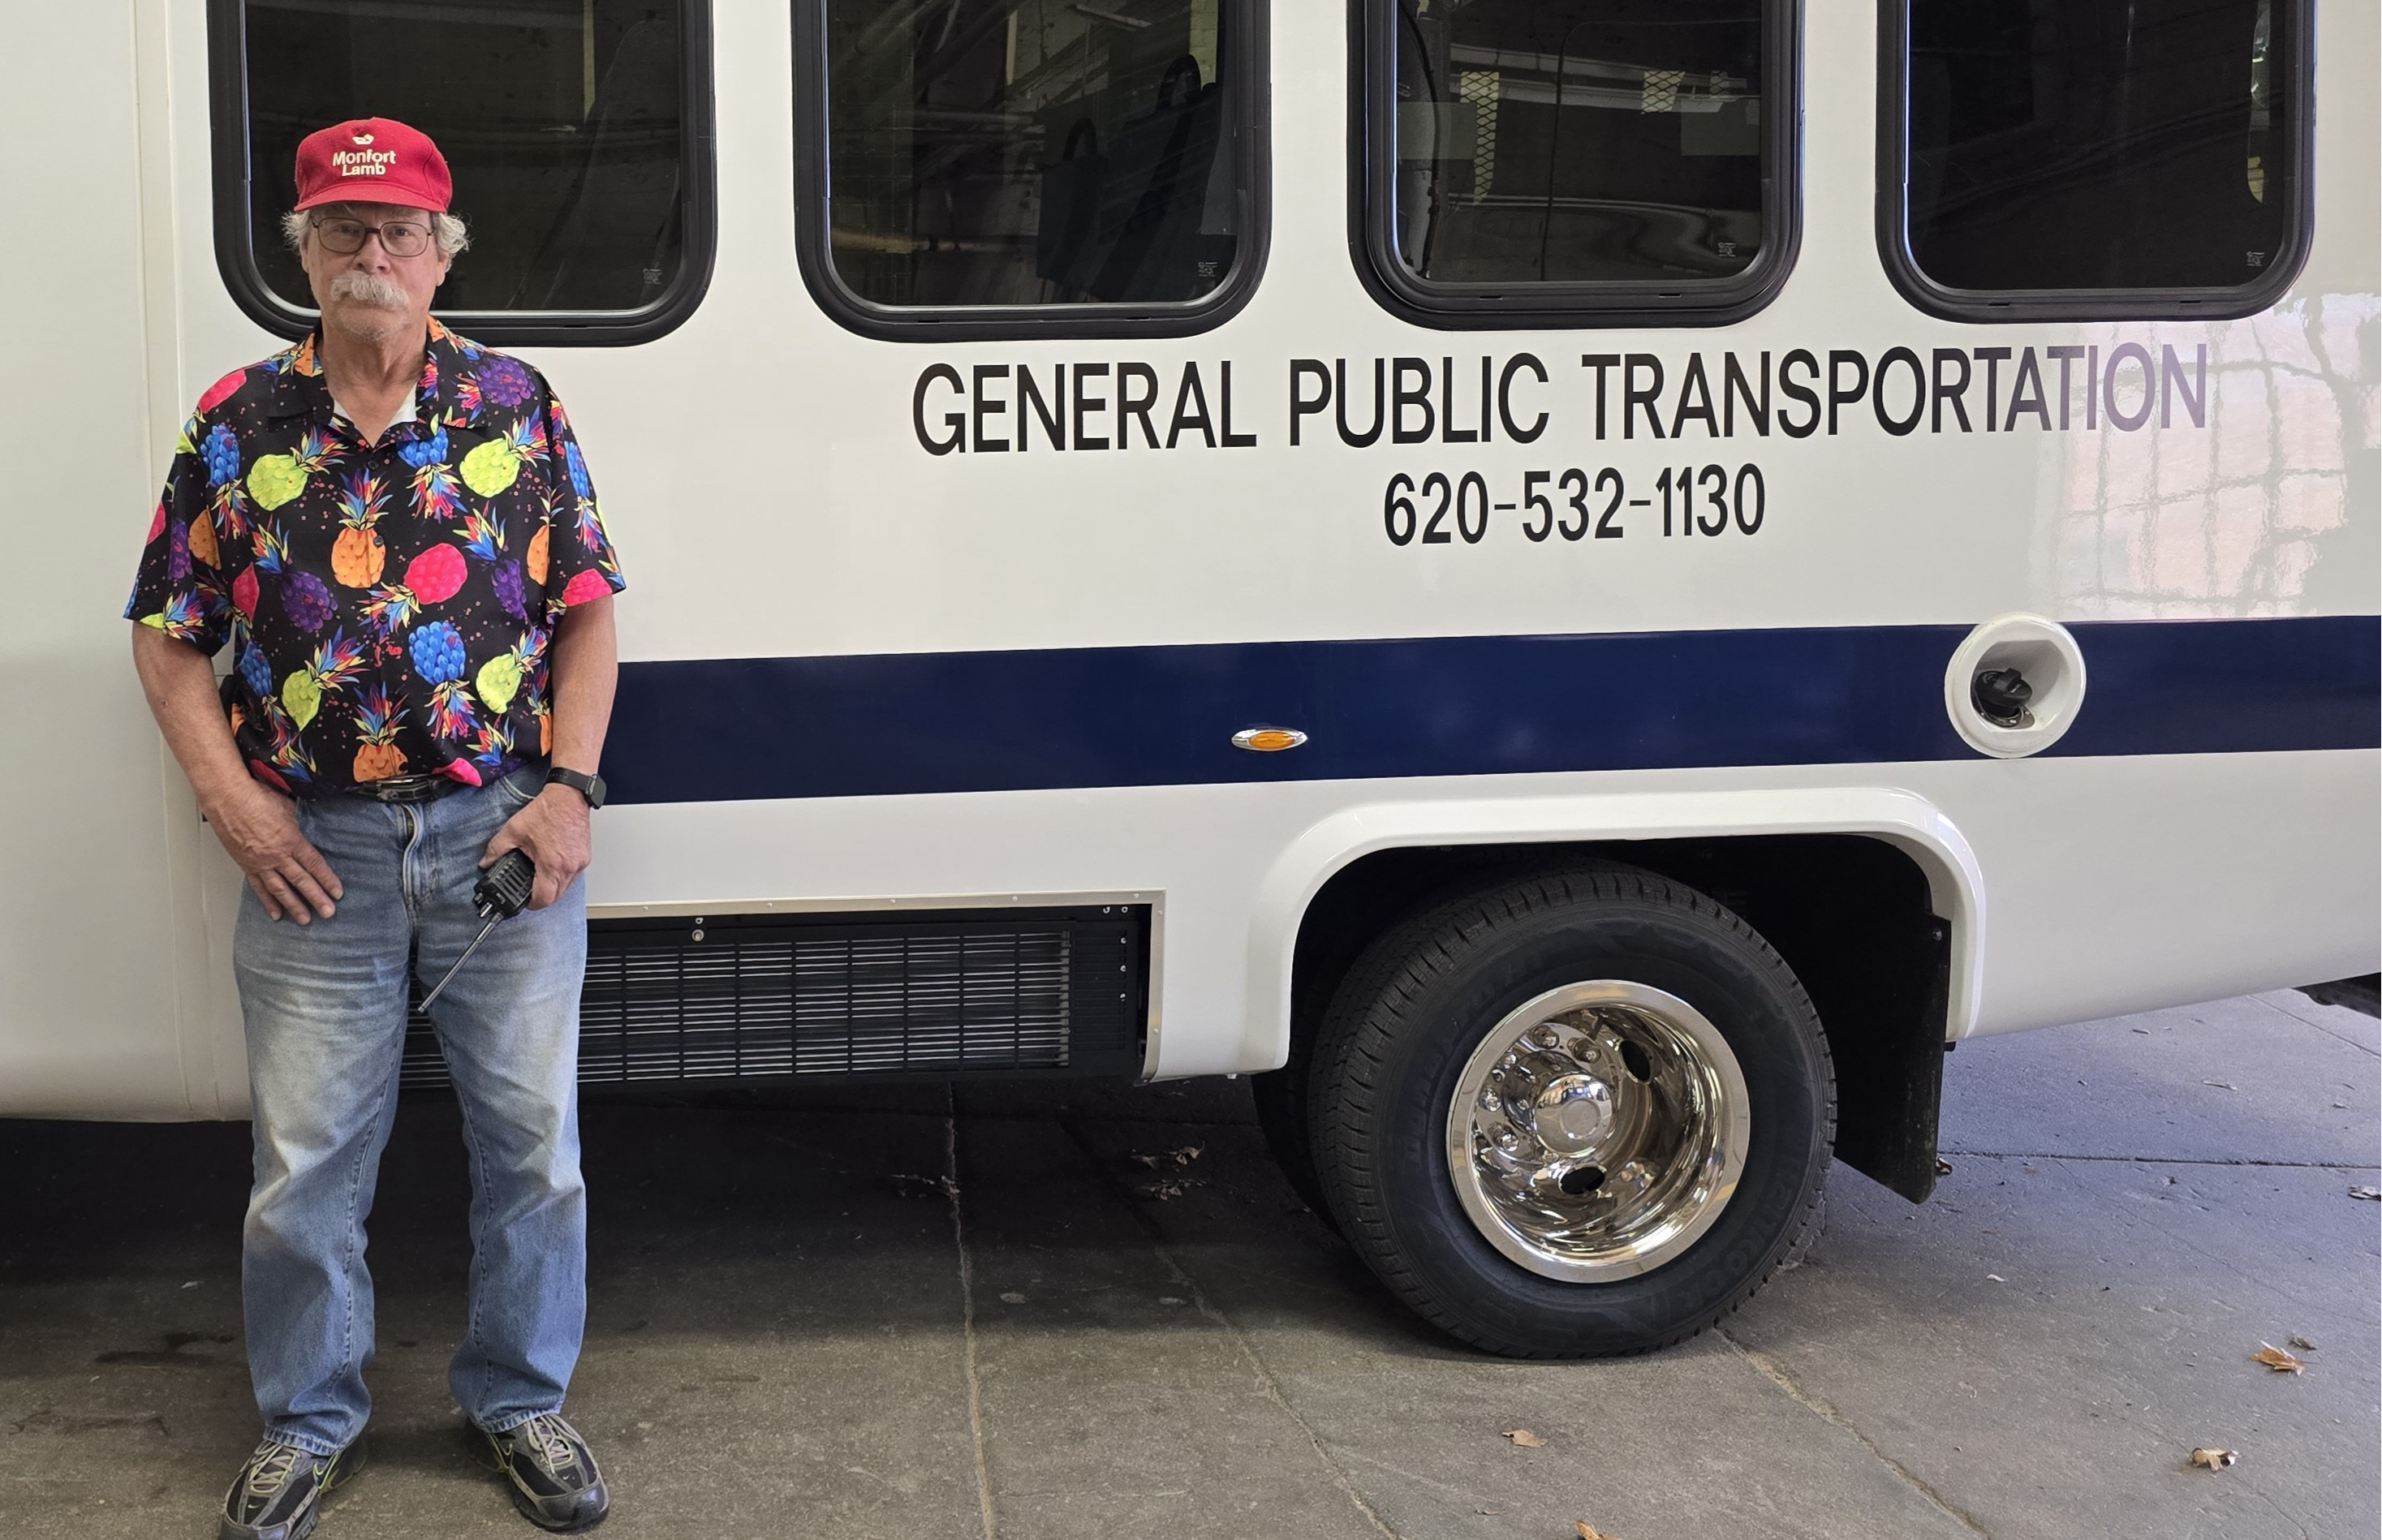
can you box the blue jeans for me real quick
[233,764,588,1456]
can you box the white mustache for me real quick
[329,272,411,309]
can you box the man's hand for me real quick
[209,780,343,923]
[482,786,591,910]
[131,622,342,923]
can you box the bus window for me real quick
[1355,0,1798,328]
[1889,0,2307,318]
[216,0,714,346]
[799,0,1265,338]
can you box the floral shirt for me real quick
[124,321,625,797]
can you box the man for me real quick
[126,118,623,1539]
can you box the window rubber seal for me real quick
[206,0,718,348]
[1872,0,2315,325]
[1345,0,1803,331]
[787,0,1271,343]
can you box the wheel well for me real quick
[1290,836,1953,1203]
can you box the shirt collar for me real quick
[419,317,478,430]
[261,333,330,424]
[261,320,475,437]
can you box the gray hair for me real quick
[282,204,470,259]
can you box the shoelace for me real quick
[244,1441,304,1498]
[519,1414,581,1479]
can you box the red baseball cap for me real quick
[292,118,452,213]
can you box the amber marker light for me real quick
[1232,727,1309,753]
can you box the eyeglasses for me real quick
[312,216,433,257]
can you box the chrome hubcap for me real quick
[1445,982,1751,1282]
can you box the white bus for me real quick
[6,0,2373,1356]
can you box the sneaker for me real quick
[473,1412,609,1532]
[219,1435,367,1540]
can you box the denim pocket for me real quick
[496,764,546,808]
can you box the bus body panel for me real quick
[2,0,2372,1120]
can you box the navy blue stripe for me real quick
[603,616,2379,806]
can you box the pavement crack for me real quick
[1059,1118,1406,1540]
[1718,1327,1993,1540]
[2243,1486,2315,1540]
[2253,992,2382,1058]
[1940,1151,2378,1169]
[945,1091,999,1540]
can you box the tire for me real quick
[1309,863,1833,1357]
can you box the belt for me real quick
[350,773,467,804]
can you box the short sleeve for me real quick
[123,412,241,656]
[537,391,627,619]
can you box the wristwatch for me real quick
[544,765,607,810]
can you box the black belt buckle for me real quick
[355,773,462,804]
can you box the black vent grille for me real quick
[402,905,1148,1090]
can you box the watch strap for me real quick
[544,765,606,810]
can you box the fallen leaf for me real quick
[2288,1335,2318,1353]
[1135,1177,1204,1201]
[1935,1157,1954,1176]
[1127,1144,1206,1170]
[2350,1186,2382,1201]
[2201,1079,2236,1090]
[1503,1429,1545,1448]
[1577,1523,1620,1540]
[2251,1343,2306,1374]
[2188,1448,2237,1471]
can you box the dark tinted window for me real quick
[239,0,696,315]
[1387,0,1768,287]
[1904,0,2296,292]
[822,0,1245,308]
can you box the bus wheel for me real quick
[1310,866,1833,1357]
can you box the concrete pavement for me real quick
[2,987,2374,1539]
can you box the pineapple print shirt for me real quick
[124,322,627,797]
